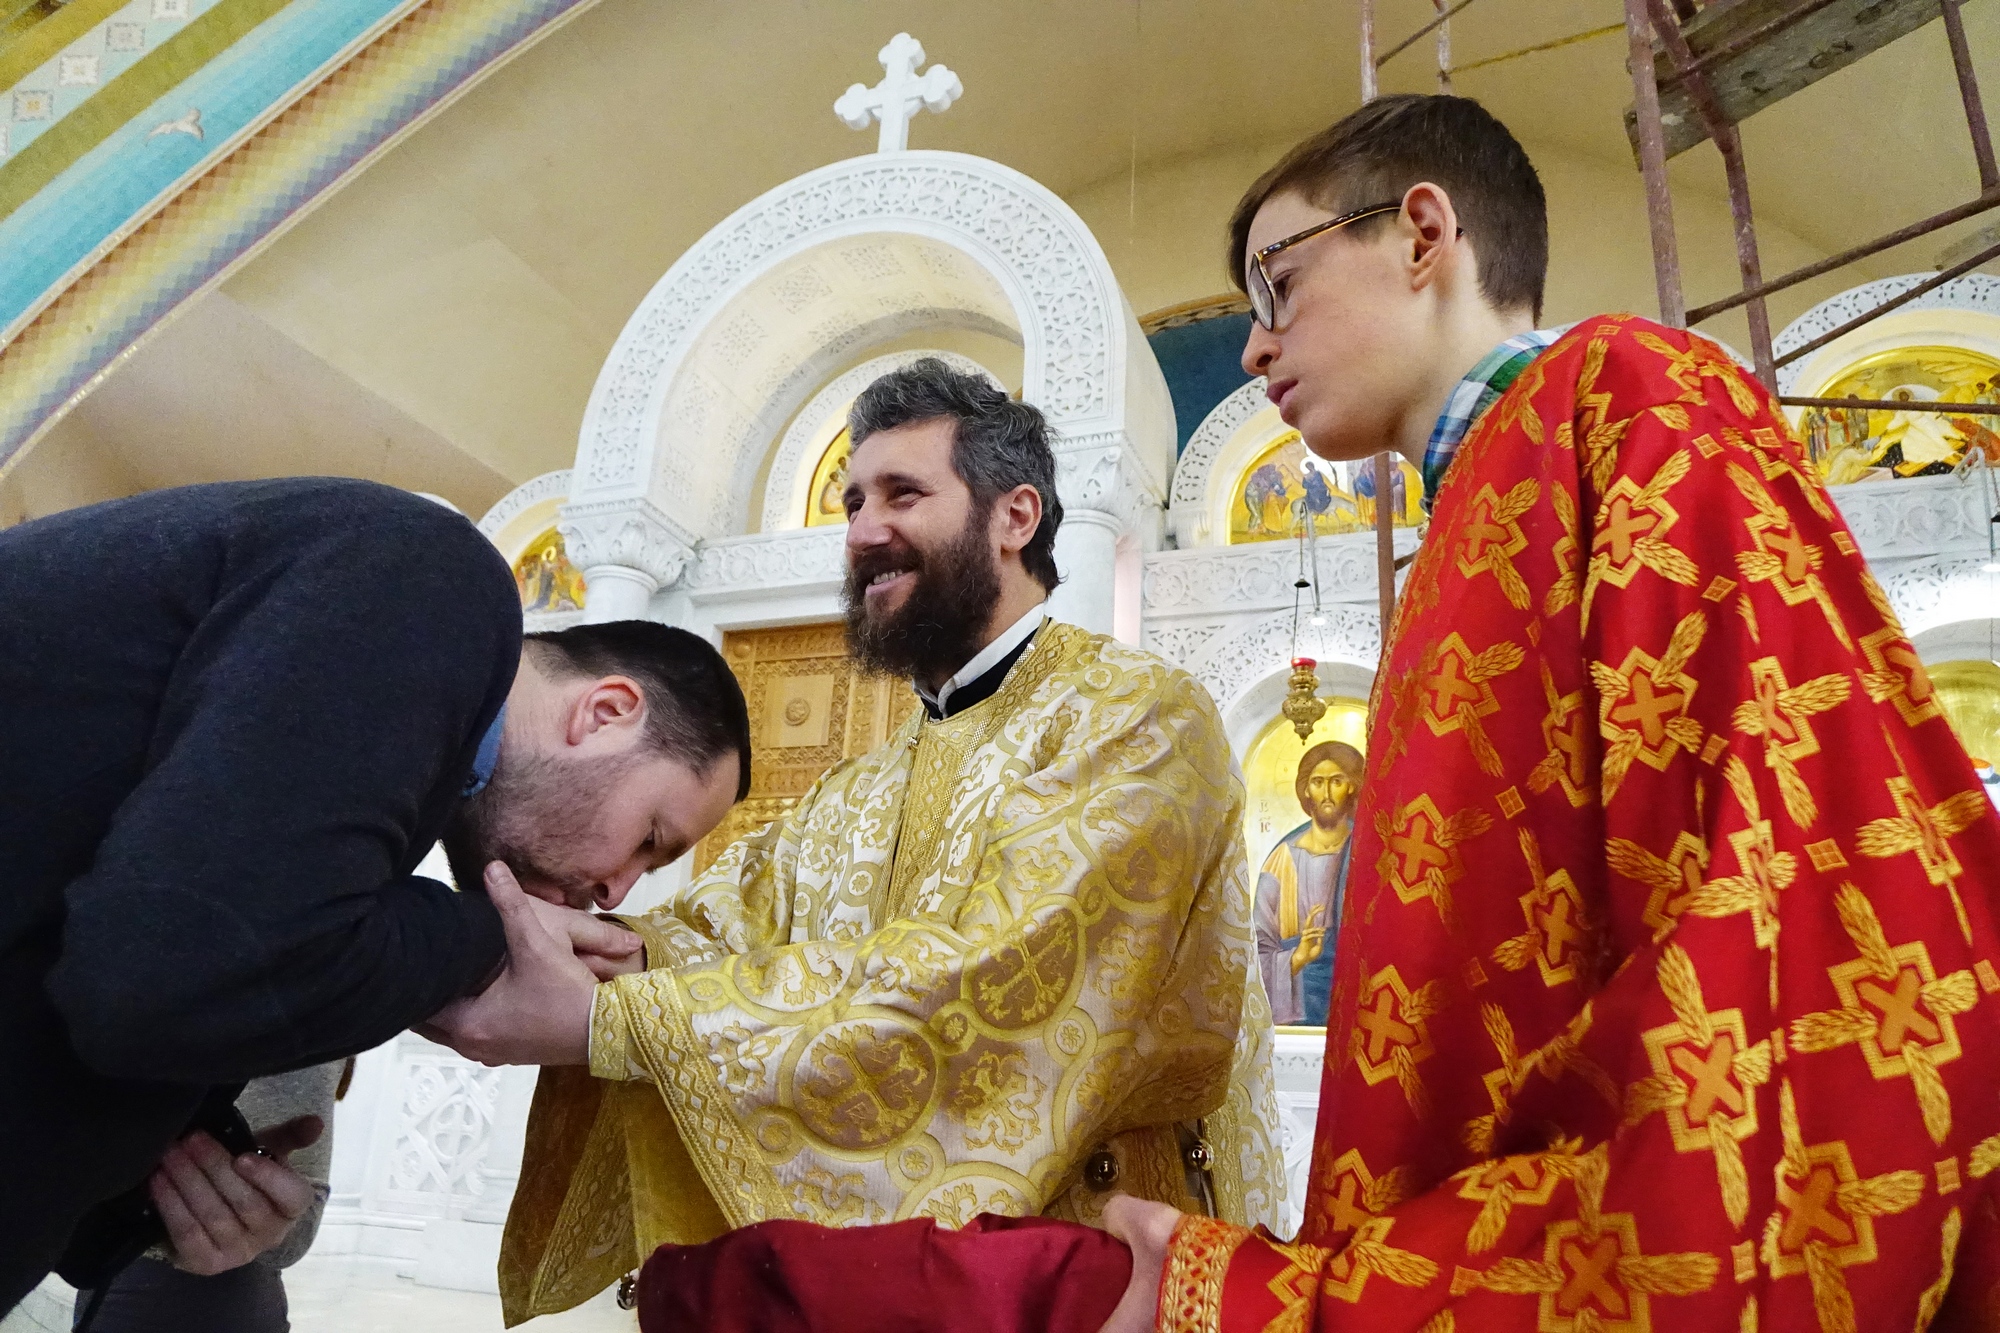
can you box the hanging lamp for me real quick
[1281,482,1330,740]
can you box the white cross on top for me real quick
[833,33,962,154]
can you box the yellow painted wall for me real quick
[0,411,141,528]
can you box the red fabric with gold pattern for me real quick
[1161,315,2000,1332]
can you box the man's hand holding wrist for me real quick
[418,863,604,1066]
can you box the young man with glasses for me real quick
[593,95,2000,1332]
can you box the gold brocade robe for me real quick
[499,622,1285,1323]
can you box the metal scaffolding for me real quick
[1622,0,2000,415]
[1351,0,1999,628]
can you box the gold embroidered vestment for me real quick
[499,622,1284,1323]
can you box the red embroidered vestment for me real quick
[1163,316,2000,1333]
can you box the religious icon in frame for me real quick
[1242,699,1367,1029]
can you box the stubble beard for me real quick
[442,747,632,909]
[842,503,1002,683]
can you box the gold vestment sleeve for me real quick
[502,625,1286,1316]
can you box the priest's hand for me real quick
[152,1115,323,1276]
[519,889,644,980]
[1098,1194,1182,1333]
[417,862,597,1066]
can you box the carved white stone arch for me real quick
[569,150,1171,533]
[477,469,571,560]
[1184,605,1380,735]
[1911,616,2000,664]
[1882,556,2000,645]
[1775,274,2000,395]
[1169,377,1266,546]
[759,349,996,533]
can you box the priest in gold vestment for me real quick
[490,360,1284,1322]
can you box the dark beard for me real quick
[441,746,630,906]
[842,505,1002,682]
[1311,800,1352,829]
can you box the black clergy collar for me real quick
[917,626,1041,721]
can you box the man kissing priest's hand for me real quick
[0,479,748,1315]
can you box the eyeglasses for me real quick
[1244,202,1401,330]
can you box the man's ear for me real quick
[565,676,646,747]
[993,483,1044,557]
[1400,182,1461,294]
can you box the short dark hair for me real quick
[525,621,751,800]
[847,358,1064,593]
[1228,94,1548,321]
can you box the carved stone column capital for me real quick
[557,498,698,622]
[558,498,697,588]
[1054,431,1164,552]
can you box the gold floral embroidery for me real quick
[1858,626,1943,727]
[1760,1080,1922,1333]
[1455,478,1541,610]
[1582,448,1697,623]
[1350,965,1448,1116]
[1373,795,1494,931]
[1789,883,1976,1146]
[1528,661,1593,808]
[1627,944,1771,1225]
[1607,829,1710,939]
[1462,1147,1719,1330]
[1591,610,1708,802]
[1727,460,1851,650]
[1730,657,1851,829]
[1418,632,1526,778]
[1855,768,1990,943]
[1160,1214,1248,1333]
[1492,828,1595,988]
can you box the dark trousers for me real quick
[74,1259,288,1333]
[0,931,204,1317]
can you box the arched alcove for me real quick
[568,150,1175,547]
[1911,616,2000,664]
[1222,655,1377,761]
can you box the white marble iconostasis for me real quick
[322,136,2000,1274]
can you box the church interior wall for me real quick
[0,411,141,529]
[8,0,1999,530]
[1914,616,2000,666]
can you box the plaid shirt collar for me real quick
[1419,328,1564,510]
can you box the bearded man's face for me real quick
[1302,760,1356,830]
[839,418,1003,684]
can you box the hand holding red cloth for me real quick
[636,1213,1133,1333]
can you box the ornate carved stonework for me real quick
[1169,377,1267,545]
[1774,275,2000,393]
[1189,607,1381,717]
[1829,473,1993,562]
[683,525,850,594]
[1269,1030,1325,1239]
[381,1036,508,1206]
[572,151,1140,544]
[1138,520,1409,723]
[1144,530,1415,617]
[475,469,570,541]
[1881,555,2000,640]
[1055,432,1164,547]
[556,497,698,589]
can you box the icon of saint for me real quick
[1254,740,1362,1025]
